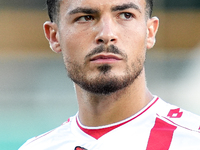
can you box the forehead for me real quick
[60,0,146,14]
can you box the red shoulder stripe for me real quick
[146,117,177,150]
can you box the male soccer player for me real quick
[19,0,200,149]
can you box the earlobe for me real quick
[146,17,159,50]
[43,21,61,53]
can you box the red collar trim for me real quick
[77,97,159,140]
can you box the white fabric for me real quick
[19,96,200,150]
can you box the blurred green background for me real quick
[0,0,200,149]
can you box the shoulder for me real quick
[156,98,200,132]
[18,116,75,150]
[148,98,200,148]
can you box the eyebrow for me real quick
[111,3,142,13]
[68,7,99,15]
[68,2,141,15]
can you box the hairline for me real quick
[51,0,152,23]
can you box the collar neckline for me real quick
[76,96,159,140]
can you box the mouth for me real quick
[90,53,122,64]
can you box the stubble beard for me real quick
[65,59,144,95]
[64,45,145,95]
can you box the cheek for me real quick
[60,30,90,63]
[124,31,147,57]
[122,23,147,46]
[122,30,147,66]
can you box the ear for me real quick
[146,17,159,50]
[43,21,61,53]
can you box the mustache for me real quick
[85,45,127,60]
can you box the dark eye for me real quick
[76,15,94,22]
[119,12,134,20]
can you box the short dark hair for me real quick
[146,0,153,18]
[46,0,153,22]
[46,0,60,22]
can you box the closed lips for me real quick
[90,54,122,61]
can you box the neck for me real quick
[75,70,153,127]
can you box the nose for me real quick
[95,17,118,45]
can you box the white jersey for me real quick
[19,97,200,150]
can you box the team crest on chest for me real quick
[75,146,88,150]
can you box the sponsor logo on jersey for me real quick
[167,108,183,118]
[75,146,88,150]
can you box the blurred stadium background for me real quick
[0,0,200,149]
